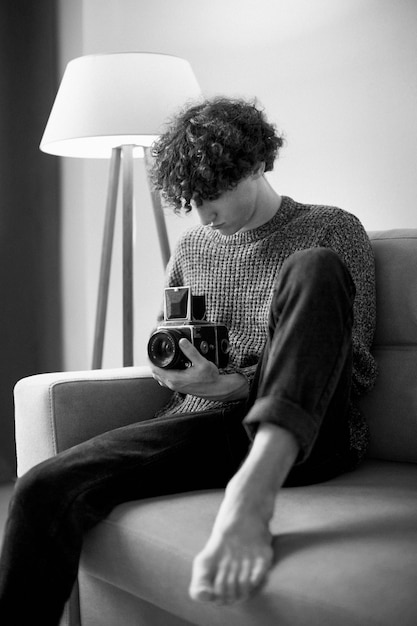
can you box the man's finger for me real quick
[178,337,203,362]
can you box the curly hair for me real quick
[151,97,284,212]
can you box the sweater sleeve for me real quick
[322,212,377,394]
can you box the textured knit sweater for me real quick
[156,196,377,462]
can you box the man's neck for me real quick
[241,177,282,233]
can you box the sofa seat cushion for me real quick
[80,460,417,626]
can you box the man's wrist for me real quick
[216,372,249,401]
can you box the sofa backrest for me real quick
[359,229,417,463]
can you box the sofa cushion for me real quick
[80,460,417,626]
[368,230,417,346]
[361,230,417,462]
[361,346,417,461]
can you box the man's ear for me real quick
[253,162,266,179]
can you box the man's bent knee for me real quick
[278,247,355,295]
[10,457,71,522]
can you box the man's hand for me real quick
[150,338,248,402]
[151,338,219,396]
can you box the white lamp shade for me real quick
[40,52,201,158]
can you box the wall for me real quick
[58,0,417,370]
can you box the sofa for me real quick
[13,229,417,626]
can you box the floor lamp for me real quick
[40,53,200,368]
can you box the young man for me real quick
[0,97,376,622]
[150,96,377,604]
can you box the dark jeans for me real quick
[245,247,356,485]
[0,247,356,625]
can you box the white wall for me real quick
[58,0,417,371]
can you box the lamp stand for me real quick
[92,146,170,369]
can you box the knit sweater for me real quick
[156,196,377,461]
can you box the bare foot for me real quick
[189,473,275,605]
[189,423,299,605]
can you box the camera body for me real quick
[147,286,230,369]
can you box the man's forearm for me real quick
[173,372,249,402]
[208,372,249,401]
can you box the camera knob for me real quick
[199,340,209,355]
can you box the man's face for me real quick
[191,175,259,236]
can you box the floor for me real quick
[0,482,14,547]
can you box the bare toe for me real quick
[214,557,238,604]
[250,555,271,593]
[189,552,215,602]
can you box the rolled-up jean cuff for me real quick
[243,396,318,463]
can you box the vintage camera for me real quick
[147,286,230,369]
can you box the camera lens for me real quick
[147,330,185,369]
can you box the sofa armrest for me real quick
[14,366,173,477]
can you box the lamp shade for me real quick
[40,52,201,158]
